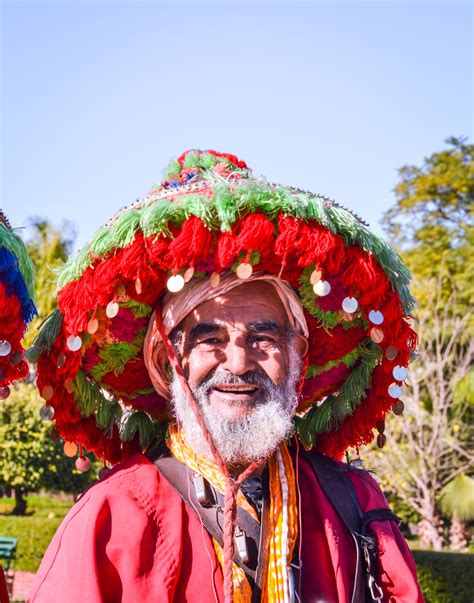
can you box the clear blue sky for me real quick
[2,1,472,251]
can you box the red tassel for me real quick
[167,216,212,269]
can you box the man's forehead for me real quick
[181,282,288,331]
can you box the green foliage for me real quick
[23,217,75,346]
[440,475,474,521]
[412,550,474,603]
[384,136,474,318]
[0,494,73,572]
[0,383,94,500]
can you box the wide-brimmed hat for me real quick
[33,150,416,464]
[0,211,36,394]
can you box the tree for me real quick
[370,289,473,549]
[23,217,75,346]
[440,474,474,551]
[367,138,474,550]
[0,382,93,515]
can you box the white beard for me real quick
[170,343,302,466]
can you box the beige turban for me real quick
[144,272,308,399]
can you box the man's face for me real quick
[169,281,306,465]
[178,281,291,422]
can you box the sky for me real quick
[1,1,472,252]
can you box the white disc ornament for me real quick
[66,335,82,352]
[40,405,55,421]
[135,277,143,294]
[313,280,331,297]
[368,310,384,325]
[87,318,99,334]
[393,365,408,381]
[106,301,120,318]
[342,297,358,313]
[0,340,11,357]
[167,274,185,293]
[236,263,253,280]
[388,383,403,399]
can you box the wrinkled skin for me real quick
[176,281,307,422]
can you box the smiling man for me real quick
[30,150,423,602]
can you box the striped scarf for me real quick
[168,426,298,602]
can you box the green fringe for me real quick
[90,329,146,381]
[120,410,168,450]
[73,370,122,436]
[306,348,361,379]
[0,223,36,299]
[55,179,414,313]
[295,339,381,448]
[27,310,63,362]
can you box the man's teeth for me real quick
[214,385,258,393]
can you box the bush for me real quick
[413,550,474,603]
[0,494,73,573]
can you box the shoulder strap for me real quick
[147,445,264,592]
[299,449,367,602]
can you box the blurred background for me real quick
[1,1,472,601]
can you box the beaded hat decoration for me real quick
[33,150,416,465]
[0,211,37,397]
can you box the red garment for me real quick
[29,453,423,602]
[0,566,9,603]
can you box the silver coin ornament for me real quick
[66,335,82,352]
[0,386,10,400]
[393,365,408,381]
[236,263,253,280]
[388,383,403,399]
[342,297,358,313]
[0,340,11,357]
[314,280,331,297]
[167,274,185,293]
[368,310,384,325]
[106,301,120,318]
[40,405,55,421]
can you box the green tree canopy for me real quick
[384,136,473,315]
[0,382,93,514]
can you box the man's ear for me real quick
[294,335,308,358]
[153,344,177,393]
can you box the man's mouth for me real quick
[212,384,261,397]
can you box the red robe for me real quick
[29,453,423,602]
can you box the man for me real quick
[29,150,423,602]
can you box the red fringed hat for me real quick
[0,211,37,395]
[33,150,416,465]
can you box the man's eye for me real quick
[250,335,276,345]
[197,338,222,345]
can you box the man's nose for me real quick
[220,339,255,376]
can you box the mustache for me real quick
[196,369,275,395]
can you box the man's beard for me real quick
[170,343,302,466]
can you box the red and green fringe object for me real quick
[31,150,417,466]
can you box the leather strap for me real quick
[147,445,266,592]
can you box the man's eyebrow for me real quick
[248,320,283,335]
[189,323,221,341]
